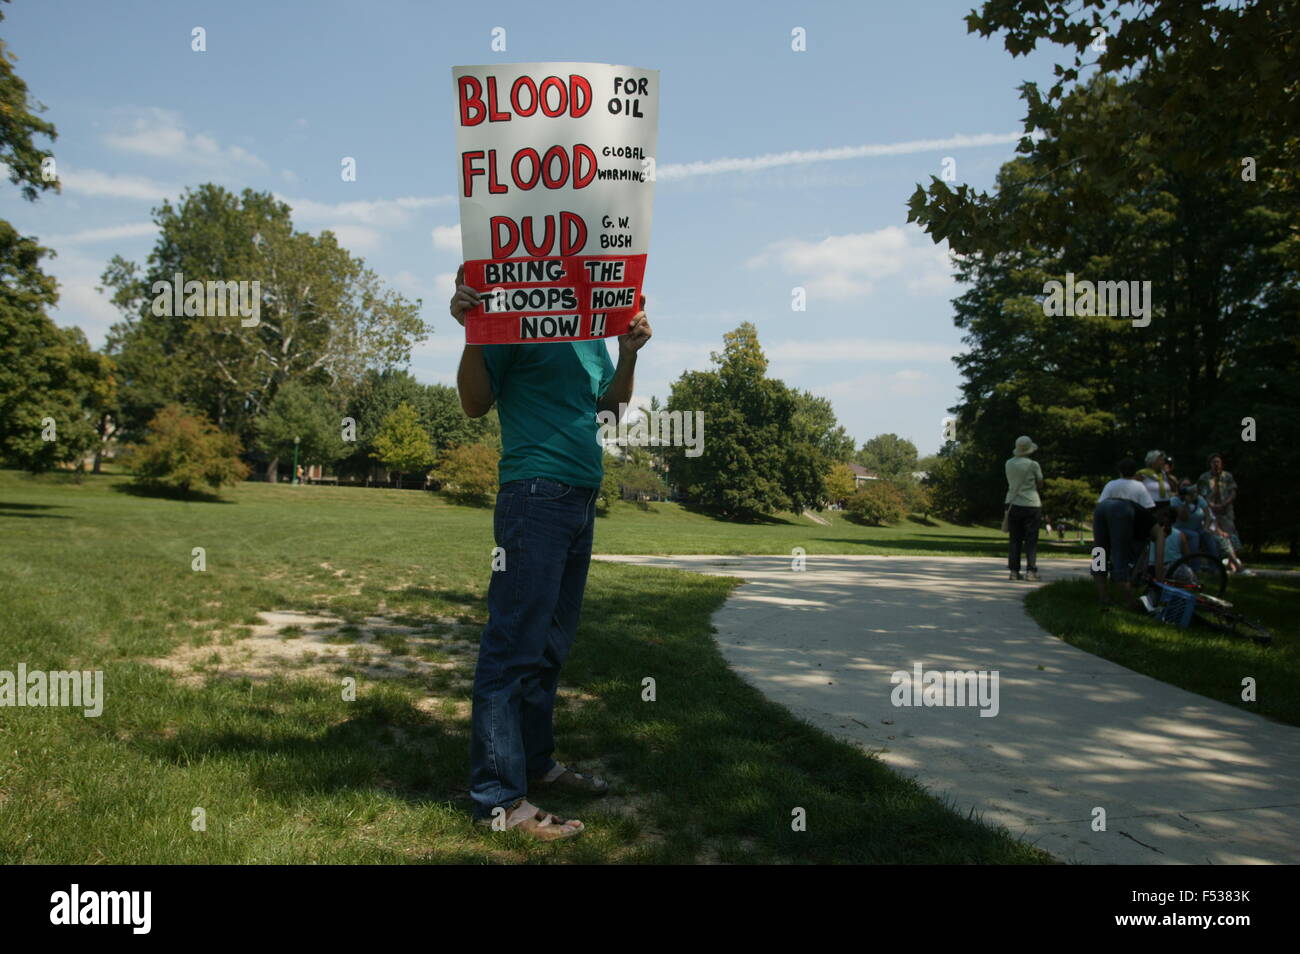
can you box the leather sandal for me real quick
[476,798,584,841]
[530,763,609,796]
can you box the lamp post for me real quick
[293,436,300,485]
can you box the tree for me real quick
[424,380,501,453]
[845,481,907,526]
[0,11,117,473]
[0,3,59,203]
[911,1,1300,260]
[901,481,932,518]
[663,323,831,518]
[598,453,622,514]
[255,379,348,471]
[904,0,1300,550]
[824,463,856,505]
[127,404,249,494]
[1041,477,1096,530]
[338,369,498,482]
[615,460,669,507]
[925,444,972,522]
[856,434,919,483]
[792,390,856,463]
[434,443,498,506]
[370,402,433,488]
[101,185,430,456]
[908,69,1298,549]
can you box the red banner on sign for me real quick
[462,254,646,345]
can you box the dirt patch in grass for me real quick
[146,609,480,699]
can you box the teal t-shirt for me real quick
[482,340,616,489]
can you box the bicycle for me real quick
[1134,551,1272,646]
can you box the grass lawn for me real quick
[0,469,1051,864]
[1025,577,1300,727]
[598,497,1095,558]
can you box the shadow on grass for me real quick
[907,514,939,527]
[120,562,1049,863]
[0,501,70,519]
[111,482,237,504]
[123,687,500,862]
[677,502,797,526]
[552,563,1052,863]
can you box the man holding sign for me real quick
[451,62,658,840]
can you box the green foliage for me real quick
[925,443,977,523]
[598,454,621,513]
[0,291,113,472]
[0,10,60,203]
[908,67,1298,551]
[618,459,668,501]
[1041,477,1096,525]
[856,433,919,482]
[126,404,249,493]
[793,391,856,463]
[370,402,434,482]
[845,481,907,527]
[901,481,932,517]
[100,184,430,449]
[599,449,670,513]
[0,37,105,473]
[914,2,1300,257]
[965,0,1299,186]
[255,379,348,467]
[824,463,856,504]
[433,442,498,506]
[663,323,841,518]
[338,369,498,480]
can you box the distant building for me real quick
[846,463,879,487]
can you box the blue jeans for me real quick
[469,477,598,819]
[1092,497,1139,582]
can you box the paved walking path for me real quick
[597,554,1300,864]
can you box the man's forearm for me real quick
[598,352,636,417]
[458,344,494,417]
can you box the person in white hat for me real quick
[1004,435,1044,581]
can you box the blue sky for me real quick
[3,0,1062,455]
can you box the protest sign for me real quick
[453,62,659,344]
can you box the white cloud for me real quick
[431,224,461,252]
[46,252,125,346]
[821,369,936,402]
[324,224,381,252]
[59,167,175,200]
[104,107,267,170]
[768,339,958,363]
[659,131,1029,181]
[279,194,454,227]
[411,331,465,359]
[55,281,120,334]
[748,226,956,300]
[45,222,157,246]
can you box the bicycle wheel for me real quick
[1236,617,1273,646]
[1163,553,1227,598]
[1191,600,1274,646]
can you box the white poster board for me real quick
[453,62,659,344]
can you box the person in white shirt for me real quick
[1005,435,1044,581]
[1092,457,1156,609]
[1098,471,1156,508]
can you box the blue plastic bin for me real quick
[1152,582,1196,627]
